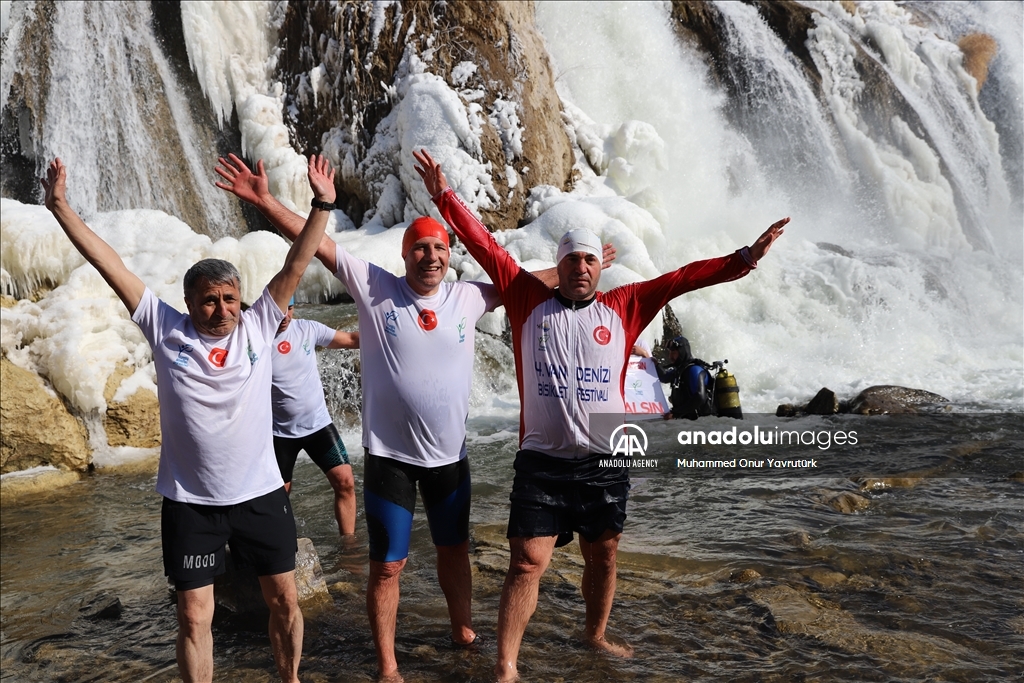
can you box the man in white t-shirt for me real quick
[271,300,359,542]
[215,153,616,681]
[42,155,336,683]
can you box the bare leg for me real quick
[368,558,406,681]
[259,571,304,683]
[578,531,632,657]
[326,464,357,540]
[176,585,215,683]
[435,541,475,644]
[494,535,558,683]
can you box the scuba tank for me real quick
[711,361,743,419]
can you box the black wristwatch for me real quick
[311,197,336,211]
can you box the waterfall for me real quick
[1,1,241,237]
[534,0,1022,409]
[0,0,1020,473]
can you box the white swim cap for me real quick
[556,228,602,263]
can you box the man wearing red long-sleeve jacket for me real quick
[415,148,786,682]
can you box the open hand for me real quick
[413,149,450,197]
[215,153,269,206]
[307,154,336,203]
[601,243,617,270]
[749,217,788,263]
[40,158,68,211]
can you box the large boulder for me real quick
[213,537,330,614]
[848,385,949,415]
[1,357,91,473]
[102,363,161,449]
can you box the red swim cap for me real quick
[402,217,450,257]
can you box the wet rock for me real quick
[751,584,967,670]
[802,567,847,589]
[806,388,839,415]
[79,595,123,621]
[1,358,91,474]
[1008,471,1024,482]
[103,363,161,449]
[776,403,797,417]
[825,491,870,514]
[213,537,330,615]
[783,530,811,547]
[294,537,330,607]
[731,568,762,583]
[848,385,949,415]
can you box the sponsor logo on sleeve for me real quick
[457,317,467,343]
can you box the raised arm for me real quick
[326,330,359,350]
[41,159,146,314]
[265,155,336,313]
[215,153,339,272]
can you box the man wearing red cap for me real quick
[215,153,613,682]
[415,148,786,682]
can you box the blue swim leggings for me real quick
[362,451,471,563]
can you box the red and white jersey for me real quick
[435,189,755,459]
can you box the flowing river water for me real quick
[2,309,1021,682]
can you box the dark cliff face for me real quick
[274,0,573,232]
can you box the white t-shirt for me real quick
[271,318,336,438]
[132,287,285,504]
[334,245,500,467]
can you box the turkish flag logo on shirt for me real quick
[593,326,611,345]
[209,347,228,367]
[277,341,291,354]
[418,309,438,331]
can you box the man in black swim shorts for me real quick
[44,154,338,682]
[417,148,786,681]
[271,299,359,541]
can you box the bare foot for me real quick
[587,635,634,658]
[377,670,404,683]
[451,628,478,648]
[492,663,520,683]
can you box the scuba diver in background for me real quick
[657,336,715,420]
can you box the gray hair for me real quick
[183,259,241,299]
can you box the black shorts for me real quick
[161,487,297,591]
[363,451,471,563]
[273,422,350,483]
[507,450,630,548]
